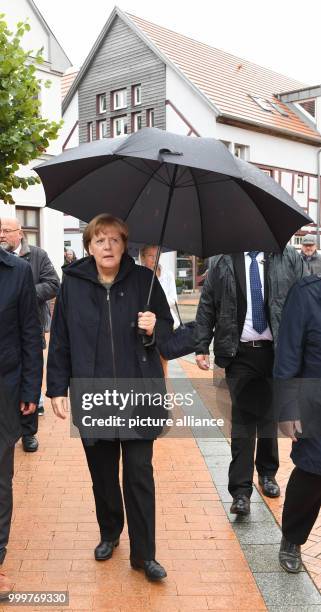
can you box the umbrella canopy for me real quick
[35,128,311,257]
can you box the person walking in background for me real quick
[0,247,43,595]
[195,247,306,516]
[0,217,60,451]
[64,248,77,265]
[47,214,173,581]
[140,245,179,377]
[300,234,321,275]
[274,275,321,573]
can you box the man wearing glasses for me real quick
[0,218,59,452]
[0,245,43,597]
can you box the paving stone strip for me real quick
[177,357,321,611]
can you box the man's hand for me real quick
[279,420,302,441]
[51,397,69,419]
[20,402,37,415]
[138,311,156,336]
[196,354,210,370]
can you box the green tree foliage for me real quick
[0,16,62,203]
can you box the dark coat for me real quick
[196,246,306,367]
[274,275,321,475]
[0,249,43,446]
[19,238,60,335]
[46,253,173,440]
[301,251,321,275]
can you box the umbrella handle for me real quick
[138,304,153,346]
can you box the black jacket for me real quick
[47,253,173,440]
[196,247,306,367]
[19,238,60,334]
[274,276,321,475]
[0,249,43,446]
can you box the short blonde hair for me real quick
[83,214,129,252]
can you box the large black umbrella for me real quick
[36,128,310,256]
[36,128,310,304]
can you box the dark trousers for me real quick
[225,342,279,498]
[21,411,38,437]
[83,439,155,560]
[0,442,14,557]
[282,467,321,545]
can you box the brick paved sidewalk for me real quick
[179,357,321,597]
[1,390,266,610]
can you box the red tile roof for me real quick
[62,69,78,100]
[127,13,320,142]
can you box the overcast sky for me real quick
[35,0,320,85]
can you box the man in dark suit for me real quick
[0,247,43,573]
[274,276,321,572]
[195,247,306,515]
[0,217,59,452]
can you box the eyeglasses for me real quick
[0,228,19,235]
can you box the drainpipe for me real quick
[317,148,321,250]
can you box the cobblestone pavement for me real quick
[1,383,266,610]
[2,354,321,611]
[179,356,321,606]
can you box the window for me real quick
[16,207,40,246]
[132,84,141,106]
[98,93,107,114]
[298,99,316,119]
[87,122,94,142]
[251,95,289,116]
[113,89,127,110]
[97,120,107,139]
[220,140,231,151]
[261,169,272,177]
[147,109,155,127]
[133,112,142,132]
[113,116,128,138]
[297,175,304,193]
[250,96,273,111]
[234,144,249,160]
[293,235,304,246]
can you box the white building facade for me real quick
[62,8,321,287]
[0,0,71,275]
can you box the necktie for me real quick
[248,251,267,334]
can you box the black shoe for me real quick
[0,548,6,565]
[279,536,302,573]
[22,435,38,452]
[230,494,251,515]
[130,558,167,581]
[258,475,280,498]
[38,404,44,416]
[94,538,119,561]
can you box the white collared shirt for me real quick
[240,252,273,342]
[158,265,180,329]
[13,242,22,256]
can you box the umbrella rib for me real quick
[175,167,190,187]
[177,177,234,189]
[235,179,282,251]
[123,161,166,224]
[120,158,169,187]
[189,167,204,258]
[163,163,172,186]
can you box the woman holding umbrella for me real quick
[46,213,173,581]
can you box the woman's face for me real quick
[89,227,125,277]
[141,247,158,271]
